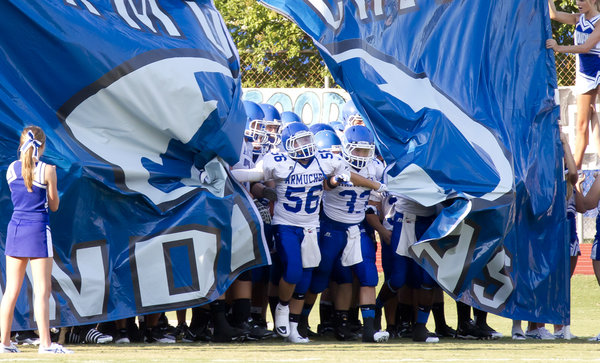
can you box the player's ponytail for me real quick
[18,126,45,193]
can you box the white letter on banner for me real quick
[350,0,384,19]
[472,248,514,310]
[350,0,368,20]
[230,204,255,271]
[51,245,107,317]
[65,0,101,16]
[304,0,344,30]
[185,1,234,60]
[410,221,476,295]
[114,0,181,36]
[64,57,226,207]
[400,0,417,10]
[133,229,217,308]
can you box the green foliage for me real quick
[550,1,579,86]
[214,0,330,88]
[550,0,578,45]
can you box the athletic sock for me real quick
[232,298,251,326]
[210,300,231,331]
[349,306,360,327]
[319,300,334,324]
[473,308,487,326]
[251,306,264,324]
[432,302,447,330]
[279,299,290,306]
[416,305,431,325]
[456,301,471,326]
[397,303,413,327]
[360,305,377,341]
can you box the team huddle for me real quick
[228,99,495,344]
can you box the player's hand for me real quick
[335,173,352,185]
[546,39,557,50]
[376,183,388,196]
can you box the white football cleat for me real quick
[274,303,290,338]
[285,322,309,343]
[372,331,389,343]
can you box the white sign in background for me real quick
[243,88,349,125]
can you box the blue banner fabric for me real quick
[259,0,568,323]
[0,1,269,330]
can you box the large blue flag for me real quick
[0,1,269,330]
[259,0,568,323]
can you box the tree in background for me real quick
[550,0,578,86]
[214,0,331,88]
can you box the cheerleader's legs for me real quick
[29,257,53,348]
[0,256,28,347]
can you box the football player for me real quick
[314,130,342,154]
[232,122,387,343]
[302,125,389,343]
[342,100,365,127]
[367,193,441,343]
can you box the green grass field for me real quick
[4,275,600,362]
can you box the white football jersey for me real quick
[231,140,255,190]
[232,140,254,170]
[258,150,349,228]
[322,158,384,224]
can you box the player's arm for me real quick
[547,23,600,53]
[349,171,387,192]
[231,158,273,183]
[45,164,59,212]
[547,0,578,25]
[365,201,391,245]
[250,181,277,201]
[326,153,386,191]
[231,167,266,182]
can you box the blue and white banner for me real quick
[0,1,269,330]
[260,0,568,323]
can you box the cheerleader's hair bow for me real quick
[20,131,42,160]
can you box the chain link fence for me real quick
[583,216,597,243]
[240,52,577,88]
[555,53,575,87]
[239,50,332,89]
